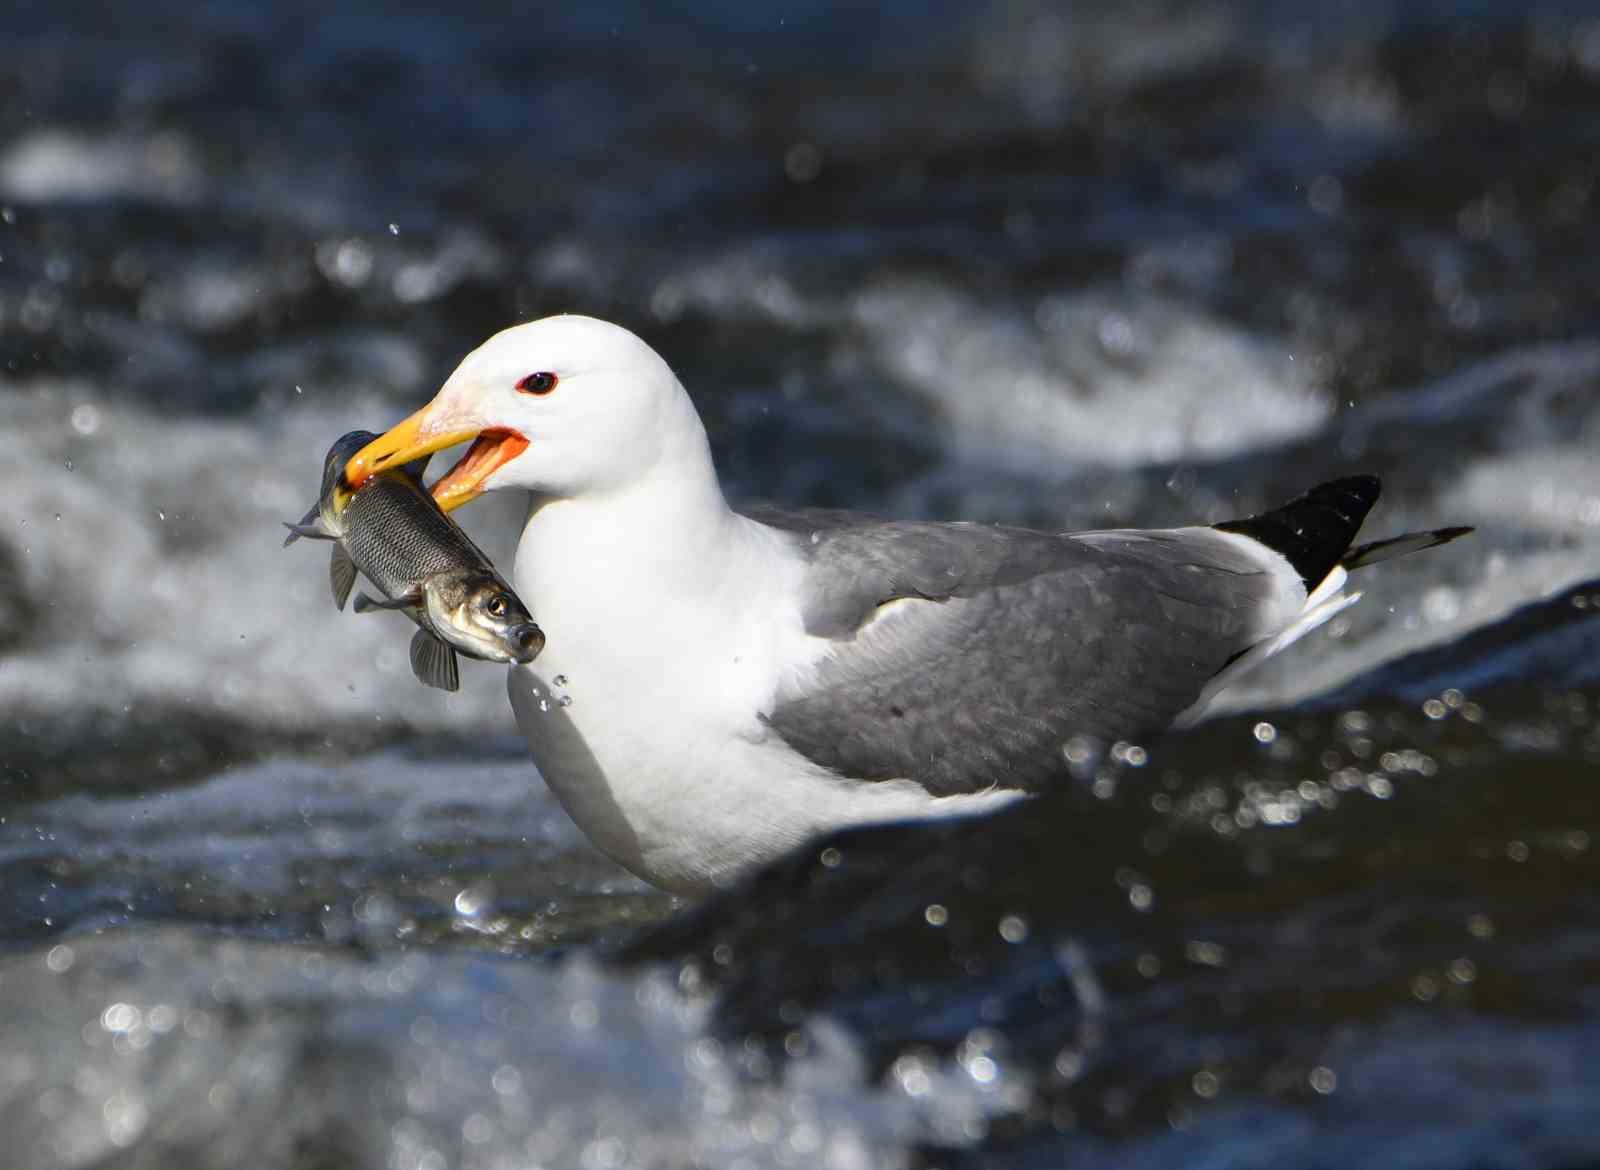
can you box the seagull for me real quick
[341,315,1470,894]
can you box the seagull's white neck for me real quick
[514,389,739,600]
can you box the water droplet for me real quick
[156,510,166,521]
[538,699,549,712]
[62,459,74,471]
[557,695,572,708]
[784,141,823,184]
[1253,721,1277,744]
[491,1065,522,1096]
[453,884,490,917]
[69,403,100,435]
[101,1002,141,1033]
[553,674,567,686]
[387,222,400,235]
[967,1054,998,1084]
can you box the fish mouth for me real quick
[431,429,530,511]
[343,406,526,512]
[507,622,546,663]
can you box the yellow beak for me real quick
[344,404,527,513]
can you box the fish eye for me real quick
[485,594,509,618]
[515,371,557,395]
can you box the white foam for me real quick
[848,280,1331,471]
[0,129,204,204]
[0,926,1018,1170]
[970,2,1239,124]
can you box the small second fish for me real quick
[284,430,544,691]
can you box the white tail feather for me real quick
[1174,567,1360,729]
[1303,564,1349,610]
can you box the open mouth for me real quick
[430,429,529,511]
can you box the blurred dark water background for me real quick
[2,1,1600,1166]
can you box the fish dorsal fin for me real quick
[409,628,460,692]
[329,544,358,611]
[353,589,422,614]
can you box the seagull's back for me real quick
[749,506,1305,796]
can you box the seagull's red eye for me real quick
[515,371,558,395]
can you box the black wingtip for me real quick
[1216,476,1384,591]
[1342,524,1474,570]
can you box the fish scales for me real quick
[341,475,495,600]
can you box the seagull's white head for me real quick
[343,315,701,508]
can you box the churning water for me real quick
[3,1,1600,1166]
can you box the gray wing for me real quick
[746,508,1291,797]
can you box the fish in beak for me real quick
[284,427,543,691]
[343,403,528,513]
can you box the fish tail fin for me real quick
[282,504,334,547]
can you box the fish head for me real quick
[424,572,545,664]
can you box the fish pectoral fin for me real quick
[409,629,460,692]
[353,589,422,614]
[329,545,358,611]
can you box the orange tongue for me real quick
[430,429,529,511]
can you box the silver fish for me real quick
[284,430,544,691]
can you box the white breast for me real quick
[506,505,1019,893]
